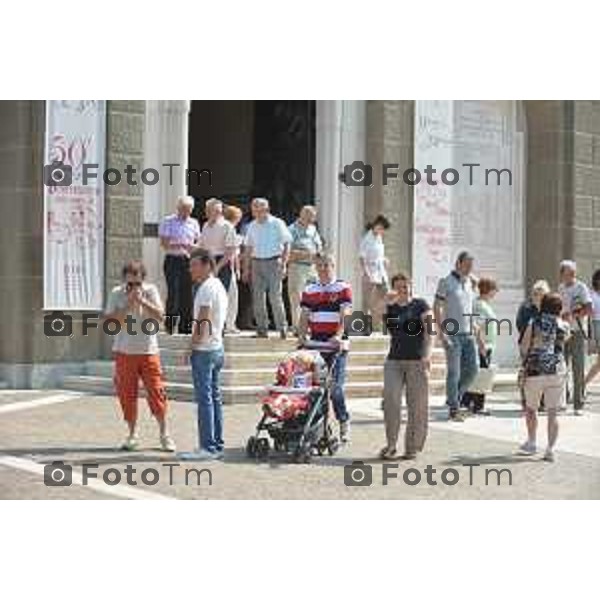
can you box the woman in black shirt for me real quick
[380,272,433,460]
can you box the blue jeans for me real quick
[191,349,225,452]
[445,334,479,411]
[324,352,350,423]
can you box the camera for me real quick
[44,461,72,486]
[344,311,372,337]
[43,161,73,187]
[342,161,373,187]
[44,311,73,337]
[344,461,373,487]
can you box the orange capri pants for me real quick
[113,353,169,424]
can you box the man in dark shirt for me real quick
[380,272,432,460]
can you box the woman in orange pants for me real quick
[104,260,175,452]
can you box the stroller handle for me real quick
[266,386,318,394]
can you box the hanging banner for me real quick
[43,100,106,310]
[412,100,454,302]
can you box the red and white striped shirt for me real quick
[301,279,352,341]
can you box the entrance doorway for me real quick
[188,100,315,221]
[187,100,316,328]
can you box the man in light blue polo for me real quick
[433,251,479,421]
[242,198,292,339]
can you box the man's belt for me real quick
[252,255,281,261]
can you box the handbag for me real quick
[468,364,497,394]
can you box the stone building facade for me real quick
[0,100,599,386]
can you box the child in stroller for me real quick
[246,347,341,462]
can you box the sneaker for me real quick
[120,434,139,451]
[255,330,269,339]
[379,446,398,460]
[518,441,537,456]
[448,409,465,422]
[400,452,417,460]
[543,448,555,462]
[339,421,351,443]
[160,435,176,452]
[177,449,218,461]
[279,329,287,340]
[574,408,584,416]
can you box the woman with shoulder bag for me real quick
[518,293,570,462]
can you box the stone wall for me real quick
[101,101,146,358]
[365,100,415,277]
[525,100,600,288]
[0,100,145,385]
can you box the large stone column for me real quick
[525,101,600,286]
[143,100,190,299]
[366,101,415,278]
[315,100,365,307]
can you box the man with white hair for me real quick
[158,196,201,334]
[287,205,323,333]
[242,198,292,338]
[199,198,237,292]
[558,259,592,414]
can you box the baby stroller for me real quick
[246,344,341,463]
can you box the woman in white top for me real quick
[359,214,391,328]
[584,269,600,387]
[223,204,243,334]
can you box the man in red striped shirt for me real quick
[299,253,353,442]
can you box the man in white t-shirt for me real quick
[179,248,229,461]
[558,259,592,414]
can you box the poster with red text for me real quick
[43,100,106,310]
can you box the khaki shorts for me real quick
[523,373,566,411]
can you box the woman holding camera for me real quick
[379,272,432,460]
[104,260,175,453]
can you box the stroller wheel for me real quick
[316,437,328,456]
[246,436,258,458]
[293,444,312,463]
[256,438,270,460]
[327,437,340,456]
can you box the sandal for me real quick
[379,446,398,460]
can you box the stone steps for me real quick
[85,361,448,385]
[159,332,395,353]
[61,371,518,404]
[60,332,518,404]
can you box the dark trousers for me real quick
[565,329,586,409]
[164,255,192,334]
[214,256,232,292]
[461,349,492,413]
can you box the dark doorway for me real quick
[188,100,315,221]
[187,101,316,329]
